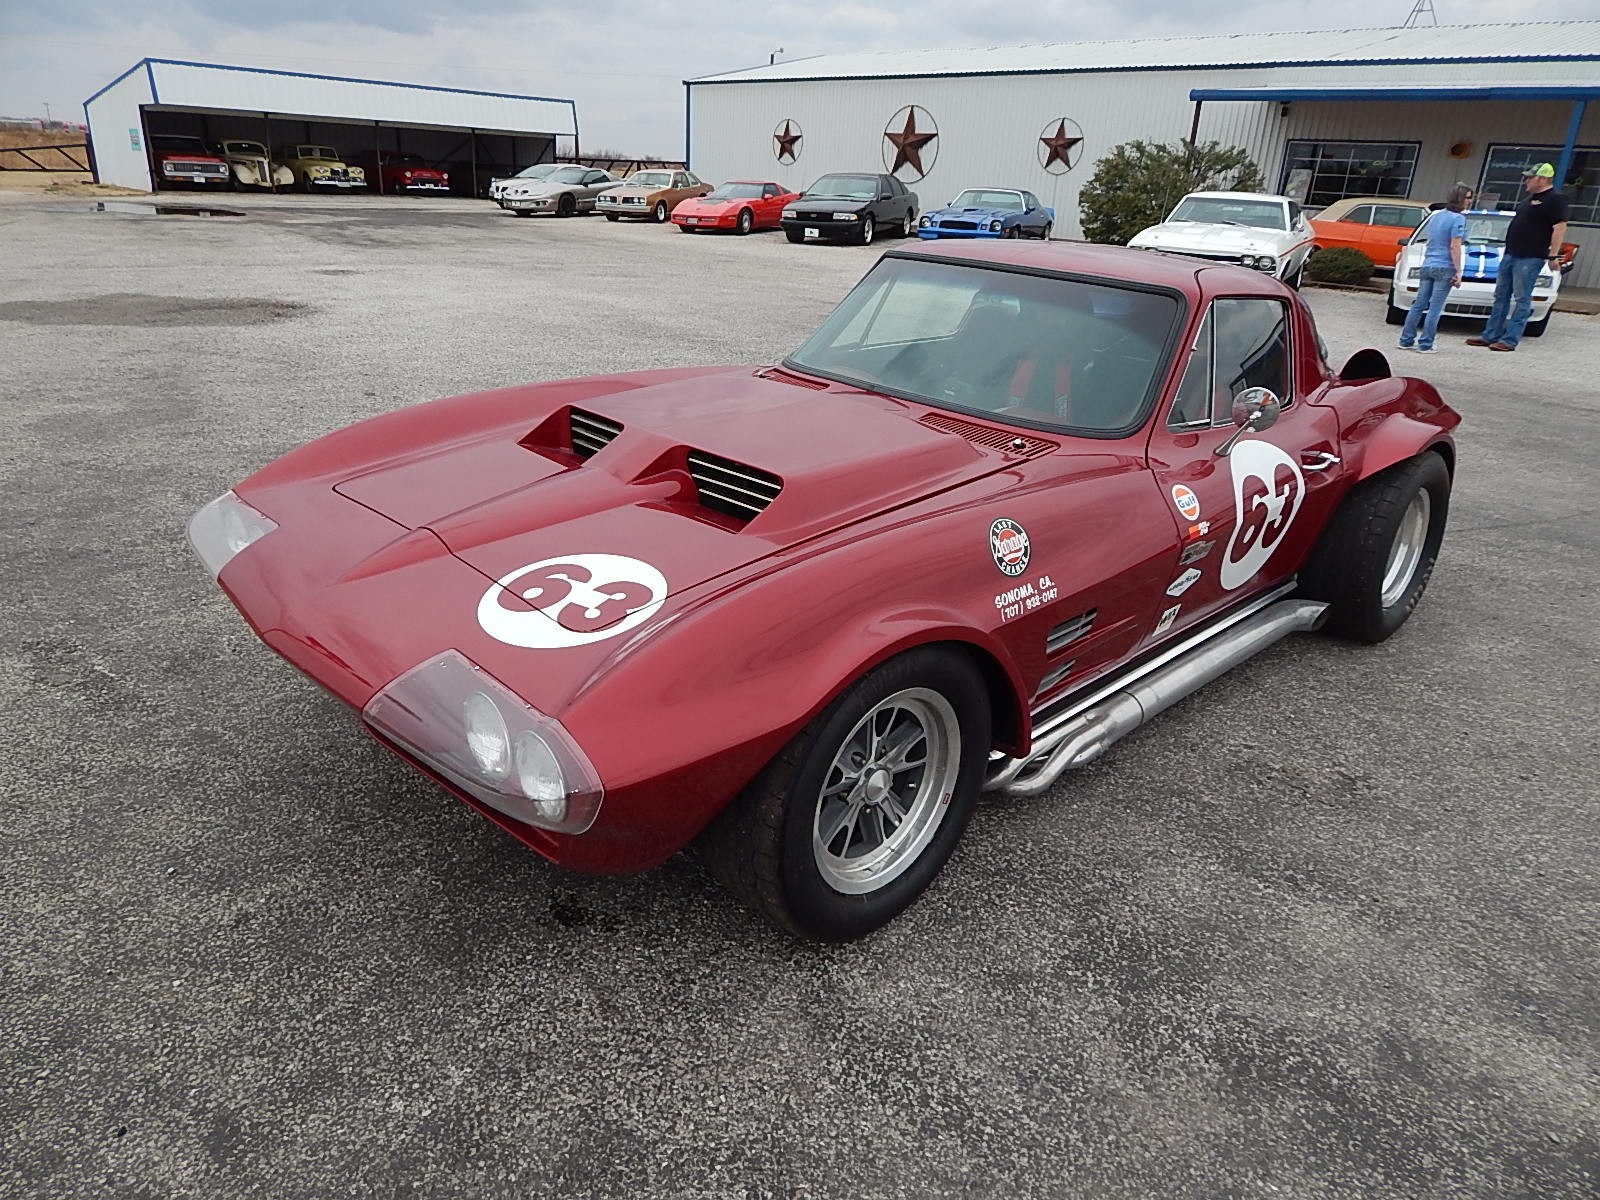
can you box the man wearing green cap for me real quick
[1467,162,1568,351]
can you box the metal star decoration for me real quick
[883,107,938,178]
[773,120,802,164]
[1039,120,1082,172]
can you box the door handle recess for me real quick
[1301,451,1341,471]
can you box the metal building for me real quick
[84,59,579,196]
[686,23,1600,287]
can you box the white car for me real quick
[1128,191,1316,287]
[1386,208,1561,338]
[489,162,560,206]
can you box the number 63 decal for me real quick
[478,554,668,648]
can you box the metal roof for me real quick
[691,22,1600,84]
[1192,80,1600,101]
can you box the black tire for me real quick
[1524,310,1551,337]
[652,200,669,223]
[736,207,753,235]
[1040,222,1053,240]
[676,222,694,233]
[1385,299,1407,325]
[513,209,532,217]
[859,214,875,246]
[1285,263,1304,290]
[557,193,576,217]
[297,173,311,194]
[697,647,991,942]
[604,213,620,222]
[902,210,915,237]
[1298,451,1450,644]
[785,229,804,244]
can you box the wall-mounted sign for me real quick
[128,128,142,151]
[773,120,803,164]
[883,105,938,181]
[1037,118,1084,175]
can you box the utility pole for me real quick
[1403,0,1437,27]
[42,101,52,125]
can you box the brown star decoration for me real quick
[1040,120,1082,171]
[884,108,937,178]
[773,121,802,164]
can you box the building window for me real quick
[1478,145,1599,226]
[1282,141,1420,207]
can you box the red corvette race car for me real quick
[189,242,1459,941]
[671,180,801,234]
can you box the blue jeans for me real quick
[1481,255,1545,348]
[1400,265,1455,349]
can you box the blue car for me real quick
[918,188,1054,240]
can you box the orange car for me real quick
[1308,197,1432,269]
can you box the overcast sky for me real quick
[2,1,1588,154]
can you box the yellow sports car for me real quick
[274,145,366,192]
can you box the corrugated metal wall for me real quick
[689,62,1600,287]
[84,68,157,191]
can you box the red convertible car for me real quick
[671,180,801,234]
[189,242,1459,941]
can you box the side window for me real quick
[1210,298,1291,423]
[1287,201,1304,227]
[1025,192,1042,209]
[763,183,779,198]
[1167,309,1215,428]
[1340,204,1376,225]
[1373,204,1419,228]
[673,173,690,188]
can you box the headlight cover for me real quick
[832,212,858,221]
[187,490,277,578]
[363,650,604,835]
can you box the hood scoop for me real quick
[569,407,622,458]
[686,451,782,523]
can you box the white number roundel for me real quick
[1220,441,1305,591]
[477,554,668,648]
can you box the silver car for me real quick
[501,166,622,217]
[490,162,560,206]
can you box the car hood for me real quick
[1129,221,1284,254]
[1400,239,1513,282]
[796,197,872,211]
[605,186,666,199]
[508,182,577,196]
[928,206,1018,222]
[679,196,742,209]
[330,366,1024,606]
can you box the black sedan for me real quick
[780,173,919,246]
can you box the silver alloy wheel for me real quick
[811,687,962,895]
[860,215,874,245]
[1381,489,1432,608]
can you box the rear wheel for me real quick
[1040,222,1053,240]
[698,647,991,941]
[652,200,669,223]
[1298,452,1451,644]
[736,207,753,235]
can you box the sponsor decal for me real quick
[989,518,1031,577]
[1166,568,1202,597]
[1155,604,1180,635]
[993,574,1058,622]
[1171,484,1201,522]
[1180,539,1215,566]
[477,554,667,648]
[1187,521,1212,539]
[1220,441,1305,591]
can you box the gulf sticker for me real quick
[989,518,1031,577]
[1171,484,1201,522]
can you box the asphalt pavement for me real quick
[1,192,1596,1200]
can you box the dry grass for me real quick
[0,127,91,170]
[0,127,145,195]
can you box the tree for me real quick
[1079,140,1266,245]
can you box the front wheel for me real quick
[697,647,991,941]
[557,194,576,217]
[736,207,753,235]
[1385,298,1407,325]
[1524,310,1551,338]
[652,200,669,223]
[1285,263,1304,289]
[859,215,875,246]
[785,229,804,244]
[1298,452,1451,644]
[604,213,620,222]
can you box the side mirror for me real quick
[1214,387,1282,457]
[1397,237,1411,245]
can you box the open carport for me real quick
[83,58,578,197]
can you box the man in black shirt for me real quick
[1468,162,1569,351]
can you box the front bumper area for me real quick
[779,217,863,242]
[918,227,1003,239]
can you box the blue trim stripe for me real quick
[82,59,152,109]
[144,58,576,110]
[1193,84,1600,101]
[146,60,159,103]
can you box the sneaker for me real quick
[1465,337,1491,346]
[1414,346,1437,353]
[1490,342,1515,352]
[1397,342,1414,350]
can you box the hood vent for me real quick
[1046,609,1096,656]
[686,451,782,522]
[919,413,1055,458]
[759,366,830,391]
[569,407,621,458]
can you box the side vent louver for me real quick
[1046,609,1096,657]
[686,452,782,523]
[1036,661,1074,697]
[569,407,621,459]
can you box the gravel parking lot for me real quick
[2,192,1596,1200]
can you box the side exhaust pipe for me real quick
[988,598,1328,797]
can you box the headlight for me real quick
[350,168,364,178]
[989,220,1002,232]
[311,165,330,175]
[782,207,798,218]
[832,211,858,220]
[919,215,932,227]
[187,490,278,578]
[441,173,449,184]
[363,650,604,835]
[1537,272,1554,286]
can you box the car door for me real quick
[1144,295,1344,639]
[758,183,784,227]
[578,171,611,210]
[1318,204,1373,255]
[1367,204,1428,268]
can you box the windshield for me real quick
[1463,213,1512,243]
[786,257,1180,436]
[950,189,1024,211]
[223,142,266,156]
[298,147,338,160]
[154,136,209,154]
[627,172,673,187]
[806,174,878,199]
[387,153,425,166]
[514,164,558,179]
[1169,196,1287,230]
[706,182,764,200]
[547,166,589,184]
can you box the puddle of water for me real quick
[93,201,244,217]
